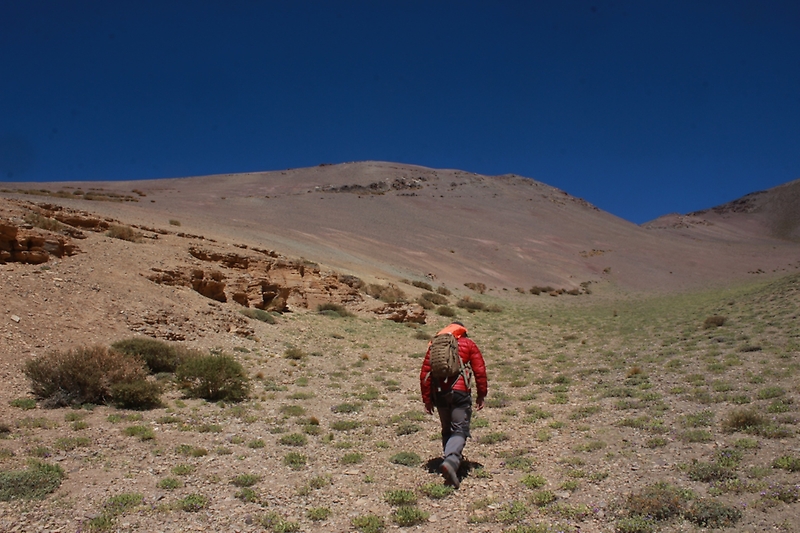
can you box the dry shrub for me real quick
[411,280,433,291]
[722,408,765,433]
[365,284,406,303]
[24,346,149,407]
[436,286,452,296]
[420,292,449,305]
[110,380,162,410]
[436,306,456,317]
[106,225,142,242]
[464,282,486,294]
[456,297,486,311]
[625,482,688,520]
[530,285,555,295]
[317,303,354,317]
[415,297,435,310]
[703,316,727,329]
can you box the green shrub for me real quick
[111,337,187,373]
[179,493,208,512]
[392,505,429,526]
[279,433,307,446]
[123,425,155,441]
[420,482,454,499]
[332,402,362,413]
[686,461,735,482]
[104,492,144,516]
[625,482,687,520]
[530,490,556,507]
[385,489,417,506]
[24,346,149,407]
[10,398,36,410]
[390,451,421,467]
[317,302,354,317]
[436,306,456,317]
[615,516,656,533]
[352,514,385,533]
[235,487,259,503]
[521,474,547,489]
[772,455,800,472]
[110,379,162,410]
[478,431,509,444]
[231,473,260,487]
[175,353,250,402]
[307,507,331,521]
[340,452,364,464]
[0,460,65,500]
[283,452,307,470]
[157,477,181,490]
[331,420,361,431]
[411,280,433,291]
[684,499,742,528]
[239,308,276,324]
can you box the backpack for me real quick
[429,332,463,379]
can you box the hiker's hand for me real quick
[424,403,434,415]
[475,397,485,411]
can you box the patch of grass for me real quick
[679,429,713,443]
[259,511,300,532]
[157,477,181,490]
[107,224,142,242]
[283,452,307,470]
[772,455,800,472]
[625,482,688,520]
[389,451,421,467]
[391,505,429,526]
[331,402,362,413]
[239,308,277,324]
[171,464,194,476]
[123,425,155,441]
[420,482,454,499]
[279,433,307,446]
[521,473,547,489]
[478,431,509,444]
[10,398,36,410]
[385,489,417,506]
[351,513,385,533]
[340,452,364,464]
[179,493,208,512]
[307,507,331,521]
[684,498,742,528]
[231,473,260,487]
[0,460,65,500]
[331,420,361,431]
[317,302,354,317]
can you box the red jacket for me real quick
[420,328,487,405]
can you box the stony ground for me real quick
[0,184,798,533]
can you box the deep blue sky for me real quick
[2,1,799,223]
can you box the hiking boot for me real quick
[441,459,460,489]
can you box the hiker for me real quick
[420,321,488,488]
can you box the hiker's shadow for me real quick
[425,457,483,485]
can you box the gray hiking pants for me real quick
[434,390,472,467]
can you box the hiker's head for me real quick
[451,321,468,337]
